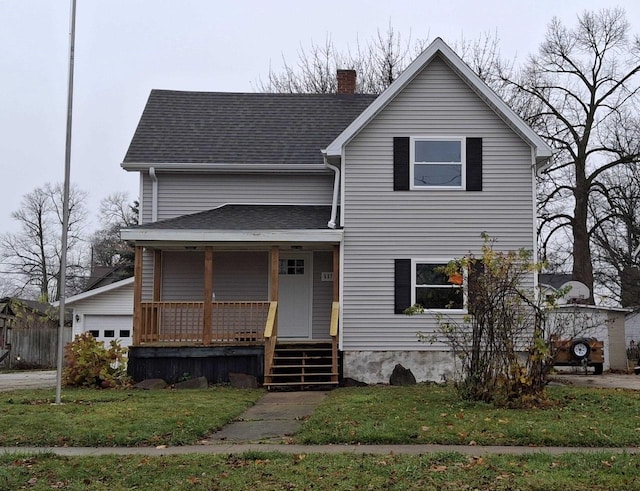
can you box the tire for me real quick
[593,363,603,375]
[571,339,591,360]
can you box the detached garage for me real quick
[63,278,134,349]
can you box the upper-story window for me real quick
[410,137,465,189]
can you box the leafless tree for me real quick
[256,26,509,95]
[505,8,640,303]
[0,183,88,302]
[590,160,640,305]
[256,24,415,94]
[89,192,138,279]
[98,191,138,228]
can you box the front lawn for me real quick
[2,384,639,448]
[1,451,638,490]
[0,387,263,447]
[296,384,640,447]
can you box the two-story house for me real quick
[120,38,551,388]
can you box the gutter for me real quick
[149,167,158,222]
[121,162,329,173]
[323,153,340,229]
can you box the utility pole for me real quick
[56,0,77,404]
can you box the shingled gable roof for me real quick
[121,92,377,170]
[324,37,553,165]
[120,205,343,243]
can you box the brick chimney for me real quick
[337,69,356,94]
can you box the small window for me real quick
[104,330,115,338]
[411,138,464,189]
[279,259,305,275]
[89,330,99,337]
[413,262,464,310]
[119,330,131,338]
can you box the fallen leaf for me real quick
[468,456,484,466]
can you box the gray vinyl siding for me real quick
[312,251,333,339]
[160,251,268,302]
[141,249,154,301]
[140,173,335,223]
[162,251,205,300]
[141,171,153,224]
[212,251,269,301]
[341,55,535,351]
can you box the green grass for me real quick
[3,384,640,449]
[0,387,264,447]
[296,385,640,447]
[1,451,639,490]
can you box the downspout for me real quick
[531,149,539,299]
[323,154,340,229]
[149,166,158,222]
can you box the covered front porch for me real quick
[128,244,341,387]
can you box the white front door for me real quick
[278,252,312,338]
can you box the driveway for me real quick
[550,372,640,390]
[0,370,57,391]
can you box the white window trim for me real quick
[411,258,467,313]
[409,136,466,190]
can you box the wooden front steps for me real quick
[264,340,339,391]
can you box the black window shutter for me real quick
[466,137,483,191]
[393,137,410,191]
[394,259,411,314]
[467,260,484,311]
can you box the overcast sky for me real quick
[1,0,638,238]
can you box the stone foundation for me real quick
[343,350,457,385]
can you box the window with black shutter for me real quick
[393,136,482,191]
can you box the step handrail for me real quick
[263,301,278,382]
[330,301,339,383]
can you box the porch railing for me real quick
[136,301,272,344]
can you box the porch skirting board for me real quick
[127,346,264,385]
[342,350,457,385]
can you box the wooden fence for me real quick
[0,326,72,369]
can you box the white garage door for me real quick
[84,315,133,348]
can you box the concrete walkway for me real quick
[0,370,56,391]
[203,390,329,444]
